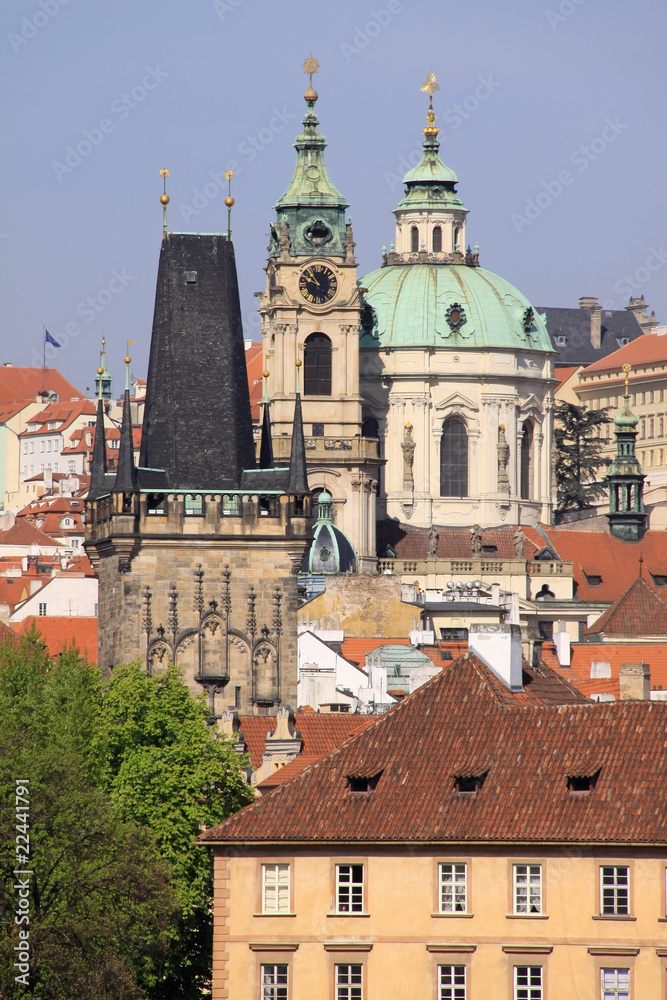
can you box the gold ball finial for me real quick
[295,359,302,368]
[124,355,131,365]
[224,196,234,208]
[263,369,270,378]
[97,366,104,376]
[160,193,170,205]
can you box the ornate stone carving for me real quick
[513,527,527,559]
[428,525,439,557]
[470,524,483,554]
[497,423,510,494]
[401,423,416,491]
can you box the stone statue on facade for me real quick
[497,423,510,494]
[428,525,439,557]
[513,527,527,559]
[401,423,416,491]
[470,523,482,554]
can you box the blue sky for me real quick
[2,0,666,393]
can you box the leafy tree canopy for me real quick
[554,400,613,512]
[0,631,253,1000]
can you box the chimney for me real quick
[619,662,650,700]
[43,468,53,491]
[468,623,523,691]
[579,297,602,349]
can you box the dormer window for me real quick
[555,335,567,346]
[584,572,602,587]
[454,772,487,794]
[567,770,600,793]
[651,573,667,587]
[347,772,382,794]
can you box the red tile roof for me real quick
[542,642,667,700]
[20,399,96,437]
[582,330,667,377]
[201,652,666,846]
[0,367,84,404]
[554,365,579,388]
[539,527,667,603]
[586,576,667,637]
[10,616,98,662]
[238,711,373,771]
[0,520,63,548]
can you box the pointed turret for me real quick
[259,370,274,470]
[269,58,348,260]
[606,364,647,542]
[95,336,113,401]
[113,355,138,493]
[392,73,469,257]
[140,233,255,489]
[287,361,309,496]
[88,365,109,500]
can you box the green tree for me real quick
[94,662,254,999]
[0,633,254,1000]
[0,632,176,1000]
[554,400,613,512]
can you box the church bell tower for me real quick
[256,58,380,573]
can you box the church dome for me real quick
[303,490,358,574]
[358,261,554,352]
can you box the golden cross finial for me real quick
[622,362,632,396]
[420,72,440,137]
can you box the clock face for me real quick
[299,264,337,305]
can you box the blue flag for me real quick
[45,329,61,347]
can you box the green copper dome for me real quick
[358,263,554,352]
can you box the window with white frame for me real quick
[261,863,290,914]
[439,863,467,913]
[261,963,287,1000]
[335,963,362,1000]
[601,967,630,1000]
[38,603,47,617]
[336,863,364,913]
[513,864,542,914]
[514,965,542,1000]
[600,866,629,916]
[439,963,466,1000]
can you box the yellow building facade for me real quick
[202,652,667,1000]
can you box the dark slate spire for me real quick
[287,362,308,495]
[113,359,138,493]
[139,234,255,490]
[88,396,108,500]
[259,371,274,470]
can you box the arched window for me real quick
[303,333,332,395]
[432,226,442,252]
[362,417,379,439]
[440,417,468,497]
[520,421,533,499]
[411,226,419,253]
[454,226,461,249]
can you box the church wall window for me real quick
[362,417,379,439]
[411,226,419,253]
[520,421,534,500]
[432,226,442,252]
[303,333,332,396]
[440,417,468,497]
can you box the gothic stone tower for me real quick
[86,232,311,717]
[256,62,380,572]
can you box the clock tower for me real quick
[257,59,380,572]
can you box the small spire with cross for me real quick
[420,71,440,138]
[303,55,319,104]
[224,169,234,239]
[623,362,632,397]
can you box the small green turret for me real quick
[606,364,647,542]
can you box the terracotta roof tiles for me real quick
[238,711,373,770]
[201,653,667,846]
[10,616,98,662]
